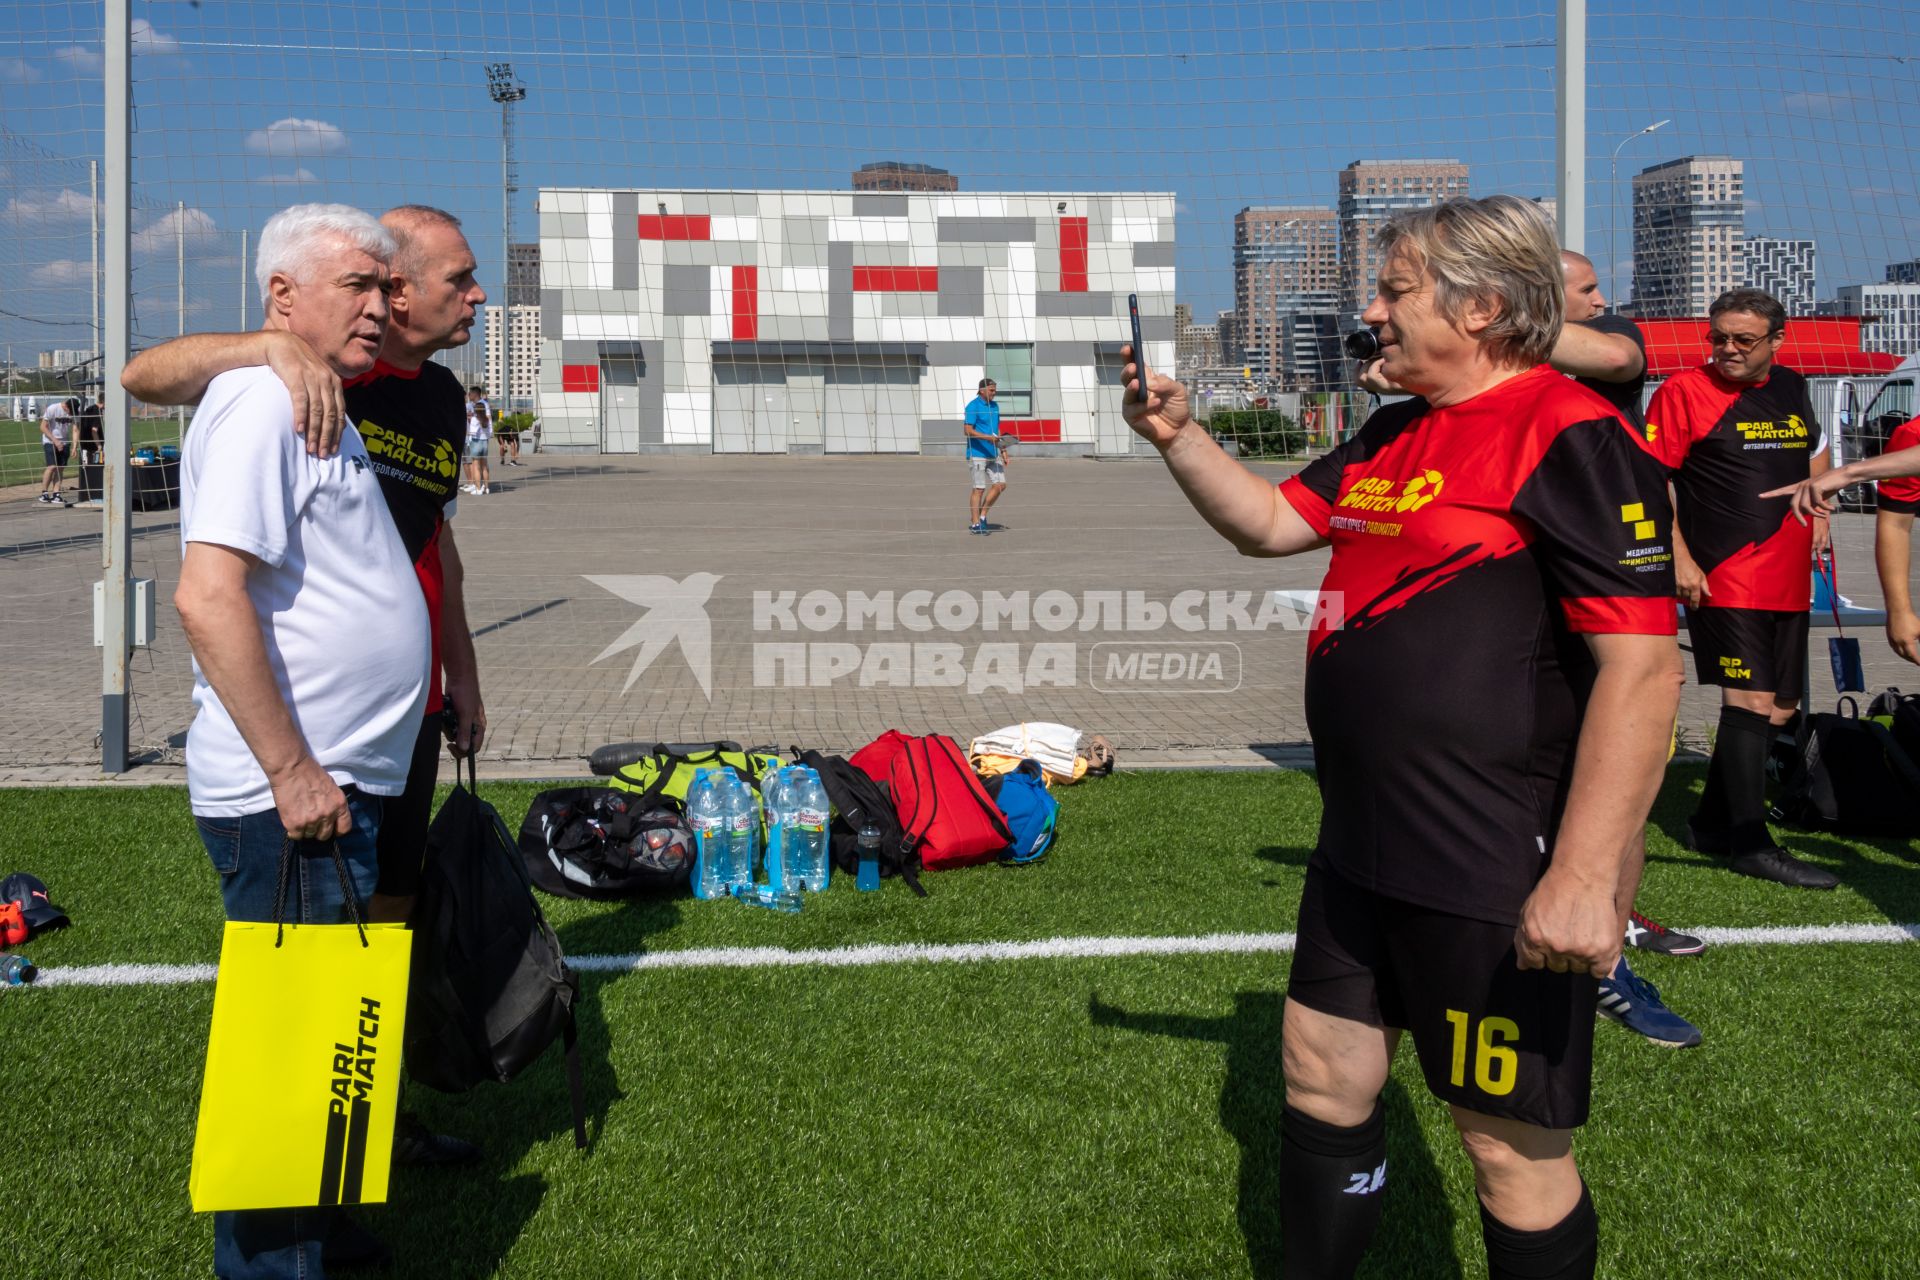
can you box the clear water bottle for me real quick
[721,774,758,891]
[789,768,831,892]
[2,955,37,986]
[760,766,792,892]
[687,769,727,900]
[856,821,883,892]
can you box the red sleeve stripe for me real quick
[1561,596,1678,635]
[1278,475,1332,539]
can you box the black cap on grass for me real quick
[2,874,70,935]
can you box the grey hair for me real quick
[382,205,464,278]
[254,203,395,304]
[1375,195,1564,368]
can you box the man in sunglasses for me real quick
[1643,288,1839,890]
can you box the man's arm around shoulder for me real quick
[124,330,348,457]
[1551,317,1644,384]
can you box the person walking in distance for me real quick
[464,385,492,494]
[964,377,1006,534]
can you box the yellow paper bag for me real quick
[189,921,412,1212]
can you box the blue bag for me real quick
[984,759,1059,865]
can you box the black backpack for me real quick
[1773,696,1920,838]
[794,748,926,896]
[406,757,587,1148]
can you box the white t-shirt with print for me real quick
[41,402,71,444]
[180,366,430,817]
[466,398,492,442]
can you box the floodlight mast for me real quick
[486,63,527,412]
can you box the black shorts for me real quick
[43,442,70,467]
[375,712,446,897]
[1685,605,1806,701]
[1287,864,1597,1129]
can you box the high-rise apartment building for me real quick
[1743,237,1816,314]
[852,161,957,193]
[1174,305,1222,373]
[1234,206,1337,379]
[1216,310,1241,367]
[484,304,541,410]
[1836,283,1920,357]
[507,242,541,307]
[1886,259,1920,285]
[1630,156,1744,317]
[1337,160,1469,313]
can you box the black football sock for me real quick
[1279,1100,1387,1280]
[1480,1181,1597,1280]
[1709,705,1776,852]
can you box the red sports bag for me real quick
[849,730,1012,871]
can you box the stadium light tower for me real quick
[486,62,527,411]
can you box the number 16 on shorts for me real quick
[1445,1009,1519,1097]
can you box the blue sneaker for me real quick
[1598,956,1702,1048]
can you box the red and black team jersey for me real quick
[1877,416,1920,515]
[1644,364,1821,611]
[344,359,465,715]
[1278,366,1677,925]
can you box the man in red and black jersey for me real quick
[1769,414,1920,663]
[1645,288,1840,890]
[125,206,491,1183]
[1124,196,1681,1280]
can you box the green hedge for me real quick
[1207,409,1307,458]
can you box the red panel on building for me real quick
[1059,217,1089,293]
[1634,317,1900,379]
[562,364,599,394]
[637,214,711,241]
[732,265,759,341]
[1001,419,1062,443]
[852,266,939,292]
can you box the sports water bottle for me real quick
[2,955,37,986]
[760,767,791,892]
[687,769,727,900]
[789,768,831,892]
[722,775,758,891]
[856,821,883,892]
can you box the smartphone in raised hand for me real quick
[1128,293,1149,404]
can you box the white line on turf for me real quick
[10,922,1918,991]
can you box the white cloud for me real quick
[4,188,94,223]
[0,57,41,83]
[245,118,348,158]
[132,206,221,255]
[54,45,102,74]
[131,19,181,55]
[1783,91,1848,118]
[46,22,179,76]
[31,259,93,287]
[256,167,321,186]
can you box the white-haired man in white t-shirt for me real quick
[164,203,428,1278]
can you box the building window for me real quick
[985,343,1034,415]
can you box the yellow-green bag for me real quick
[599,741,784,806]
[189,867,411,1213]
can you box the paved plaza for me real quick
[0,451,1907,785]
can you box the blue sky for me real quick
[3,0,1918,357]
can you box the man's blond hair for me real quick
[1374,195,1563,367]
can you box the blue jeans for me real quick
[194,793,382,1280]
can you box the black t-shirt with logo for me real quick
[1278,366,1678,924]
[343,359,464,563]
[1572,313,1648,428]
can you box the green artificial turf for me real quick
[1,768,1917,1278]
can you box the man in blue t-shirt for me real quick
[964,377,1006,534]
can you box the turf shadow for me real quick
[380,1171,546,1279]
[1089,990,1464,1280]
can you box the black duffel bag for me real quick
[518,785,696,898]
[1773,696,1920,838]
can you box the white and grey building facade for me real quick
[533,188,1176,454]
[1835,283,1920,357]
[1744,237,1816,314]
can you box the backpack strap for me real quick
[563,1013,587,1150]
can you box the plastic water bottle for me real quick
[721,775,758,891]
[2,955,36,986]
[730,883,803,913]
[687,769,727,900]
[856,821,883,892]
[760,767,792,892]
[788,768,832,892]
